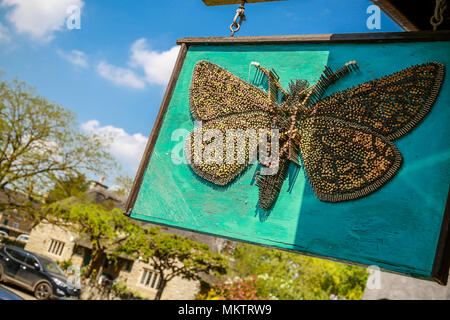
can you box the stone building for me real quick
[25,222,203,299]
[0,191,33,237]
[24,179,233,300]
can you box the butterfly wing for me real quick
[185,111,272,186]
[256,156,291,210]
[188,60,296,210]
[187,60,277,186]
[309,62,445,141]
[299,116,402,202]
[189,60,273,121]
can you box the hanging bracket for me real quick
[229,1,247,37]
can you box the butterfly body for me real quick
[186,60,445,211]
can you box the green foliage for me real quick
[198,276,265,300]
[44,200,138,250]
[298,257,369,300]
[112,175,134,197]
[232,243,368,300]
[0,77,117,219]
[89,269,98,281]
[120,227,229,300]
[43,199,141,278]
[125,228,228,280]
[79,266,87,277]
[42,195,228,300]
[112,281,147,300]
[57,259,73,271]
[46,174,90,203]
[142,228,228,279]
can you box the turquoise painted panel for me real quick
[131,41,450,279]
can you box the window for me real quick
[6,248,27,262]
[73,245,84,256]
[48,239,65,256]
[122,260,133,272]
[25,255,40,269]
[139,269,162,289]
[103,258,113,268]
[40,257,65,276]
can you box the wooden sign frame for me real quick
[202,0,286,6]
[125,31,450,285]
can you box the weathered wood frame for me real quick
[125,31,450,285]
[370,0,420,31]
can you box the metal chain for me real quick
[430,0,447,31]
[230,1,247,37]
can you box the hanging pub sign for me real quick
[125,31,450,284]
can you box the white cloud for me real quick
[81,120,147,173]
[57,49,88,68]
[96,61,146,89]
[0,22,10,42]
[1,0,84,41]
[130,39,179,85]
[96,39,179,89]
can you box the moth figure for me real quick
[185,59,445,211]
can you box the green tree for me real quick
[232,243,368,300]
[121,227,229,300]
[0,78,116,218]
[45,174,90,203]
[198,275,264,300]
[298,257,369,300]
[112,175,134,197]
[43,199,141,279]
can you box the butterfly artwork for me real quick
[184,59,445,211]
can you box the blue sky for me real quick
[0,0,401,184]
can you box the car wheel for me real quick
[34,282,52,300]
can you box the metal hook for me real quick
[229,1,246,37]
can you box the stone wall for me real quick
[119,259,200,300]
[0,212,32,234]
[25,222,201,300]
[25,222,76,262]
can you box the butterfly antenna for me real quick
[306,60,359,106]
[249,61,269,89]
[248,61,261,83]
[280,62,358,164]
[249,62,288,105]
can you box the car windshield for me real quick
[40,257,65,276]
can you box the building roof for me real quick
[0,190,37,234]
[86,181,127,209]
[0,189,34,208]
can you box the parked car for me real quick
[0,245,81,300]
[0,231,8,238]
[16,234,29,242]
[0,285,24,300]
